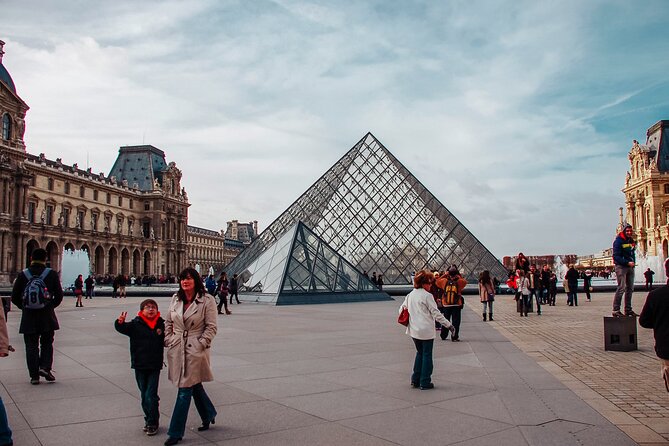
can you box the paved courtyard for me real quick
[0,291,664,445]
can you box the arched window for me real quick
[1,114,10,140]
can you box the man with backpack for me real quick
[435,266,467,342]
[11,248,63,385]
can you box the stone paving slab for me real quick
[490,291,668,445]
[0,294,641,445]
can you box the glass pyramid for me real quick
[228,133,507,284]
[238,221,391,305]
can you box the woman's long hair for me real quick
[218,271,228,285]
[479,270,492,285]
[176,267,206,301]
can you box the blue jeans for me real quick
[521,294,531,314]
[614,265,634,312]
[167,383,217,439]
[135,369,160,427]
[0,396,11,445]
[529,289,541,314]
[411,338,434,387]
[567,287,578,306]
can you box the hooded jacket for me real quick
[612,230,636,266]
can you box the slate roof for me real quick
[108,145,167,192]
[0,62,16,94]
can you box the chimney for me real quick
[253,220,258,235]
[0,40,5,64]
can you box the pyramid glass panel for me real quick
[237,221,388,304]
[227,133,507,283]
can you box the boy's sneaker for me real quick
[38,368,55,382]
[146,426,158,436]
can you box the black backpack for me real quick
[22,268,52,310]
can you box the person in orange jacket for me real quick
[435,266,467,341]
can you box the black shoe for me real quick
[612,310,624,317]
[440,330,447,340]
[420,383,434,390]
[489,315,494,321]
[164,438,181,446]
[625,310,638,317]
[30,377,39,385]
[451,336,460,342]
[411,382,419,388]
[197,417,215,431]
[143,424,148,433]
[39,368,55,382]
[146,426,158,436]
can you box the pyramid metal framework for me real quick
[227,133,507,284]
[238,221,390,305]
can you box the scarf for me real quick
[137,311,161,330]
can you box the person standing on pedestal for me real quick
[612,224,637,317]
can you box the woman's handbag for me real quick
[398,307,409,326]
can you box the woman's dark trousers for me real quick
[167,383,217,439]
[411,338,434,387]
[135,369,160,427]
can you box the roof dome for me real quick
[0,63,15,94]
[0,41,16,94]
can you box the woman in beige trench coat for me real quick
[164,267,218,446]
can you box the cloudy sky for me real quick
[3,0,669,257]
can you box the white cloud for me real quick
[3,0,668,257]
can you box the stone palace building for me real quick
[0,40,250,284]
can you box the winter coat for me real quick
[612,231,636,266]
[478,279,494,303]
[164,292,217,388]
[399,288,451,340]
[115,316,165,370]
[11,262,63,334]
[565,268,579,287]
[204,276,217,295]
[640,287,669,360]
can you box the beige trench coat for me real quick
[164,292,217,388]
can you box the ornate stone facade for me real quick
[622,120,669,257]
[0,41,190,283]
[186,225,244,276]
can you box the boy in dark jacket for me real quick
[115,299,165,436]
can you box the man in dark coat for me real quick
[11,248,63,384]
[229,273,240,304]
[612,224,636,317]
[640,286,669,392]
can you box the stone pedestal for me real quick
[604,316,637,351]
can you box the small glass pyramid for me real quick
[238,221,390,304]
[228,133,507,284]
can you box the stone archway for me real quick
[64,242,75,252]
[25,239,40,268]
[133,249,141,276]
[121,248,130,275]
[108,247,118,276]
[94,246,105,275]
[143,250,151,275]
[45,240,60,270]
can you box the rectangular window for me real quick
[63,208,70,228]
[130,199,133,209]
[46,204,54,225]
[107,193,111,204]
[64,182,70,194]
[664,184,669,194]
[28,202,36,223]
[92,214,98,231]
[144,201,150,211]
[47,178,54,191]
[94,190,98,201]
[78,211,85,229]
[143,222,151,238]
[80,186,85,198]
[118,196,122,206]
